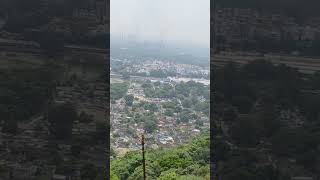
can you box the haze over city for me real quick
[111,0,210,48]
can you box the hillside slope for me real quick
[111,135,210,180]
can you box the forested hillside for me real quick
[111,135,210,180]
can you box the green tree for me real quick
[182,99,192,108]
[164,109,174,117]
[111,82,129,101]
[178,110,191,123]
[158,170,177,180]
[158,151,193,171]
[110,171,120,180]
[111,135,209,179]
[144,114,158,133]
[124,95,134,106]
[177,175,206,180]
[144,103,158,112]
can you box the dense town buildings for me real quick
[110,57,210,157]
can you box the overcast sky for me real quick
[111,0,210,48]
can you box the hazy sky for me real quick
[111,0,210,47]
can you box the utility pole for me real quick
[141,134,146,180]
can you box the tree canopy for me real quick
[111,135,210,180]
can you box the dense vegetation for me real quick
[142,80,210,117]
[213,60,320,179]
[114,79,210,137]
[111,82,129,101]
[111,135,210,180]
[143,81,209,100]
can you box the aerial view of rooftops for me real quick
[110,0,210,179]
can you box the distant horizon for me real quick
[111,34,209,49]
[111,35,210,59]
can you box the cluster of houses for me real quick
[125,60,209,78]
[111,75,209,155]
